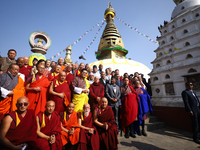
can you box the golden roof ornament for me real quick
[29,31,51,54]
[173,0,185,5]
[38,38,43,44]
[64,45,72,64]
[96,2,127,60]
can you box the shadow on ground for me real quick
[120,141,165,150]
[148,128,193,142]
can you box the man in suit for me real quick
[115,74,123,87]
[99,72,109,89]
[182,81,200,144]
[105,76,121,129]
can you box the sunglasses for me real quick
[18,103,28,106]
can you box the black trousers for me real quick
[190,108,200,140]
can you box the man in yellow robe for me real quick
[72,69,90,113]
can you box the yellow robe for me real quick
[72,78,90,113]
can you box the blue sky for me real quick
[0,0,176,69]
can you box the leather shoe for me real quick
[130,133,136,138]
[125,133,129,138]
[142,130,147,136]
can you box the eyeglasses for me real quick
[18,103,28,106]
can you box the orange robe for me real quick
[0,76,25,114]
[61,65,65,71]
[27,76,50,115]
[61,111,80,146]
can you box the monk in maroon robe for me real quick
[49,71,70,113]
[0,97,39,150]
[48,65,61,82]
[36,100,62,150]
[19,57,32,80]
[65,64,74,88]
[120,77,139,138]
[77,103,99,150]
[94,97,118,150]
[89,76,105,111]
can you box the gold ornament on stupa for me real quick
[96,2,127,60]
[64,45,72,64]
[173,0,185,5]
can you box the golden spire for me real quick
[96,2,126,60]
[64,45,72,64]
[173,0,185,5]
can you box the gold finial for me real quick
[109,2,111,8]
[67,45,72,50]
[173,0,185,5]
[38,38,43,44]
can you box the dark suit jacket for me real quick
[115,80,123,87]
[100,78,109,89]
[105,84,121,106]
[182,89,200,113]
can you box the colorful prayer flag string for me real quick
[49,19,105,61]
[75,20,105,63]
[115,16,158,44]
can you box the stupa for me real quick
[89,2,151,78]
[149,0,200,130]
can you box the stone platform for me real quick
[118,127,198,150]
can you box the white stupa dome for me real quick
[171,0,200,19]
[89,58,151,79]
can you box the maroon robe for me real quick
[89,82,105,111]
[50,80,71,113]
[77,112,100,150]
[95,106,118,150]
[19,65,32,81]
[121,86,139,131]
[37,111,62,150]
[48,73,59,81]
[0,109,39,150]
[65,72,74,88]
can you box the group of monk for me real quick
[0,49,153,150]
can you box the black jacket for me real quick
[99,78,109,89]
[182,89,200,113]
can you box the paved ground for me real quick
[118,128,199,150]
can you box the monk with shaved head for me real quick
[49,71,70,113]
[74,63,85,77]
[36,100,62,150]
[26,64,50,115]
[89,76,105,111]
[65,64,74,90]
[18,56,32,81]
[0,97,39,149]
[94,97,119,150]
[60,102,80,149]
[57,57,65,71]
[48,65,61,82]
[77,103,100,150]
